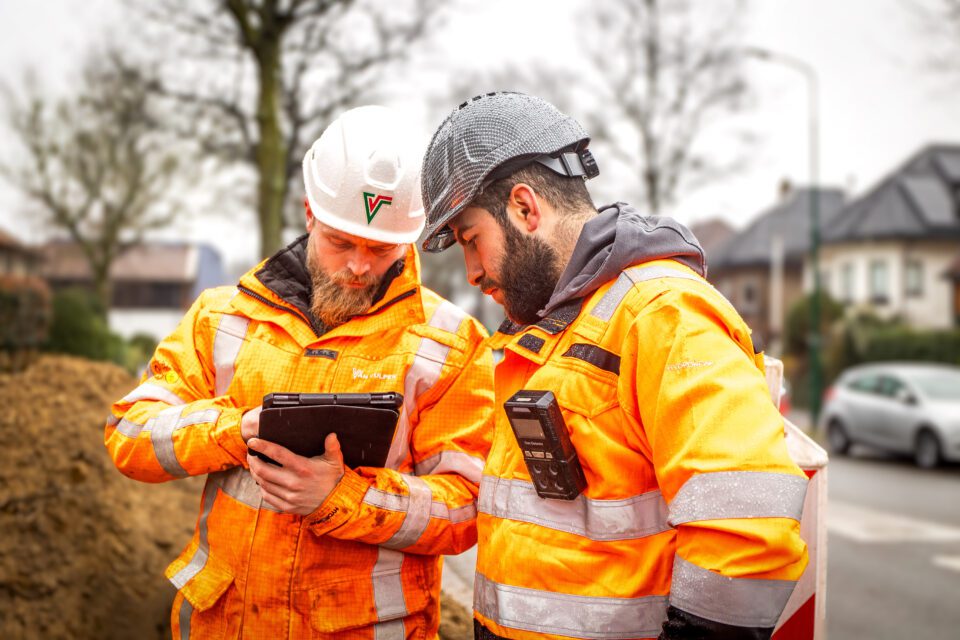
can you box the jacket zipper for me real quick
[237,283,320,336]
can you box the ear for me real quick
[304,197,315,232]
[508,183,542,233]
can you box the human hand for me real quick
[246,433,345,515]
[240,406,262,442]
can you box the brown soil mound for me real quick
[0,355,201,639]
[0,355,473,639]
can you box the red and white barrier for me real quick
[765,357,828,640]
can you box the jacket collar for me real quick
[235,235,426,343]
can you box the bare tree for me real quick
[133,0,443,259]
[578,0,749,214]
[0,54,190,316]
[434,0,750,215]
[909,0,960,80]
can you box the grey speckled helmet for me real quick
[420,92,598,253]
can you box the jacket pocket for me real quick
[296,551,437,634]
[165,552,235,612]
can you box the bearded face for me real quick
[488,219,564,326]
[306,239,383,328]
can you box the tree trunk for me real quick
[92,263,113,321]
[255,37,288,259]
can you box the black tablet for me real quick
[253,392,403,468]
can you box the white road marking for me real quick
[828,501,960,543]
[932,555,960,574]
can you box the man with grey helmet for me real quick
[420,92,809,640]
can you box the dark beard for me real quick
[306,240,381,328]
[495,221,564,325]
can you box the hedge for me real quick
[0,275,52,372]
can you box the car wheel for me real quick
[914,429,942,470]
[827,419,851,455]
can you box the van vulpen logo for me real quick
[363,192,393,224]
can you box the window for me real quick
[841,263,854,303]
[742,281,757,312]
[847,374,880,394]
[869,260,889,303]
[905,260,923,297]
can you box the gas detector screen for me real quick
[511,416,545,439]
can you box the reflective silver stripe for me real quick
[414,450,484,484]
[669,471,808,526]
[212,466,284,512]
[373,619,405,640]
[590,272,637,321]
[627,265,743,320]
[148,408,222,478]
[364,487,409,512]
[624,265,703,285]
[178,596,193,639]
[116,417,146,438]
[478,476,671,541]
[591,264,715,322]
[434,501,477,524]
[176,408,221,429]
[385,301,463,470]
[381,475,433,550]
[372,548,407,621]
[121,382,186,406]
[105,414,120,427]
[212,314,249,396]
[151,407,189,477]
[170,478,218,589]
[364,487,477,525]
[430,299,468,333]
[669,555,797,628]
[474,572,668,639]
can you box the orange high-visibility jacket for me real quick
[475,260,809,640]
[105,240,494,639]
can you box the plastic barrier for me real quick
[765,356,828,640]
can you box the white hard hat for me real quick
[303,105,425,244]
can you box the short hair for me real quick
[470,163,595,224]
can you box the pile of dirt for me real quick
[0,355,474,639]
[0,355,201,639]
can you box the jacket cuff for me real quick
[305,467,370,535]
[212,408,248,464]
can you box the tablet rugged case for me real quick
[254,392,403,468]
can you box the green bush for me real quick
[44,288,126,364]
[860,327,960,365]
[784,291,845,357]
[124,332,159,374]
[0,275,52,372]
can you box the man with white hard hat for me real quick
[106,105,494,639]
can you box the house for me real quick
[0,227,42,277]
[689,218,736,264]
[947,252,960,325]
[818,144,960,329]
[709,186,846,354]
[38,240,228,340]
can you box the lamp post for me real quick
[743,47,823,425]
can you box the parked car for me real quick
[820,362,960,468]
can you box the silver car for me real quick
[820,362,960,468]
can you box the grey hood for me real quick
[540,202,706,317]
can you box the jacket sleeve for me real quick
[304,317,494,556]
[104,289,250,483]
[620,285,809,639]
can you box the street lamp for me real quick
[742,46,824,426]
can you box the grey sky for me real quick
[1,0,958,272]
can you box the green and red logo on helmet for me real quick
[363,192,393,224]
